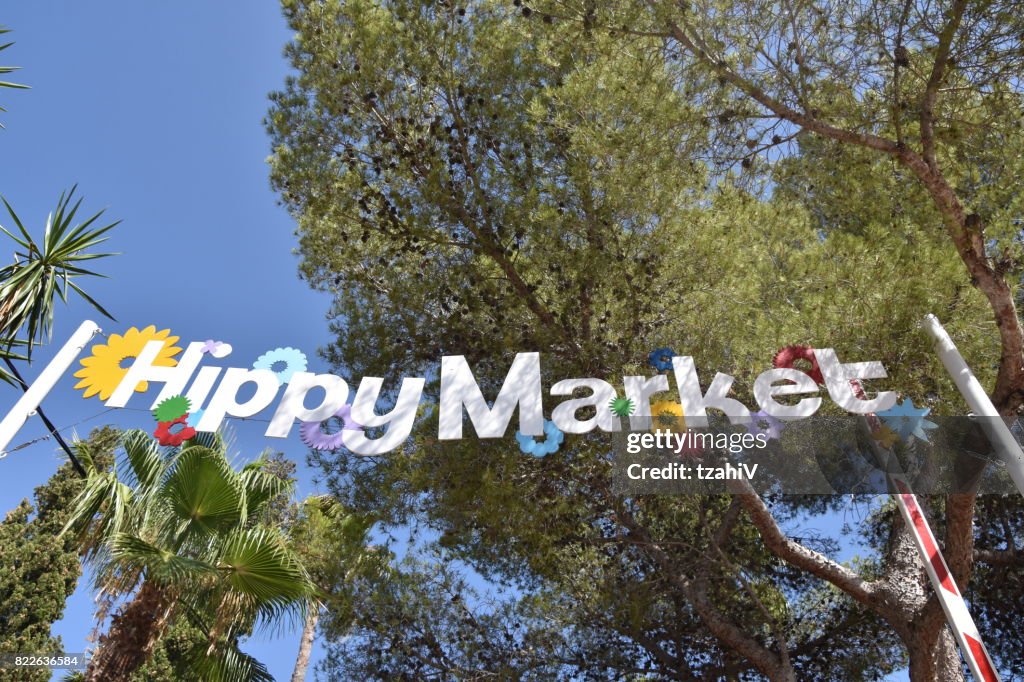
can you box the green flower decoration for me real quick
[152,395,191,422]
[609,396,635,417]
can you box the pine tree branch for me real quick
[727,481,879,607]
[920,0,968,171]
[606,492,798,680]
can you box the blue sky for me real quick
[0,2,336,678]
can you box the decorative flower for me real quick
[515,420,564,457]
[609,396,636,418]
[152,395,191,422]
[871,425,900,449]
[878,398,938,443]
[74,326,181,400]
[153,415,196,447]
[772,345,825,385]
[186,409,205,429]
[253,347,308,385]
[200,340,233,358]
[650,401,686,432]
[299,404,363,451]
[746,410,784,441]
[648,347,676,372]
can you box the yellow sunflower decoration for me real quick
[650,400,686,432]
[74,326,182,400]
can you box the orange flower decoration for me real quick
[73,326,181,400]
[872,425,900,449]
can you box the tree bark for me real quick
[84,580,172,682]
[606,493,798,680]
[290,606,320,682]
[907,626,965,682]
[880,514,967,682]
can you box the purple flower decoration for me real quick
[299,404,364,451]
[200,340,233,358]
[747,410,784,441]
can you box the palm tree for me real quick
[0,29,118,476]
[0,29,114,363]
[0,26,29,127]
[286,497,379,682]
[62,430,317,682]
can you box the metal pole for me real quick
[0,320,100,459]
[3,357,86,475]
[922,313,1024,499]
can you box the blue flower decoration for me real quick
[648,347,676,372]
[877,398,938,443]
[515,419,564,457]
[253,347,308,385]
[746,410,784,441]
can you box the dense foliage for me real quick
[0,429,117,682]
[268,1,1024,679]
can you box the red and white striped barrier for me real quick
[892,478,999,681]
[852,378,1000,682]
[773,339,1002,681]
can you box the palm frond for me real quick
[238,461,294,521]
[215,526,314,624]
[0,187,118,359]
[108,533,218,586]
[0,28,28,129]
[161,445,244,539]
[61,472,135,560]
[179,641,275,682]
[119,429,166,491]
[188,430,227,451]
[0,339,29,384]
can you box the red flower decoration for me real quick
[773,345,825,385]
[154,414,196,446]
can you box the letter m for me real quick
[438,353,543,440]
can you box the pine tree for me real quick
[0,428,117,682]
[268,1,1023,679]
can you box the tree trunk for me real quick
[85,580,172,682]
[290,606,319,682]
[908,626,966,682]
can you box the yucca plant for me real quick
[0,187,118,371]
[0,27,118,472]
[0,29,116,366]
[62,431,317,682]
[0,26,29,127]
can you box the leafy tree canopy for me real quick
[268,1,1024,679]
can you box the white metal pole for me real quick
[922,313,1024,499]
[0,320,100,455]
